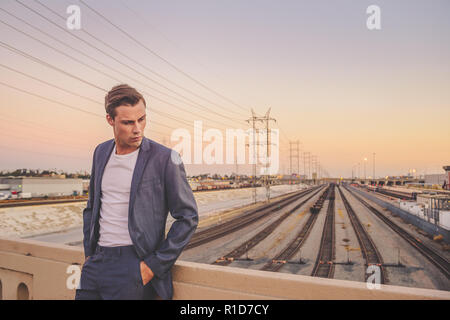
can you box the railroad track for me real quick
[185,186,322,250]
[214,185,326,266]
[0,197,88,208]
[375,188,415,201]
[346,185,450,280]
[311,184,336,278]
[260,184,332,272]
[338,185,388,284]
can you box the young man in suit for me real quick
[75,84,198,300]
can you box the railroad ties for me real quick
[214,186,326,266]
[311,184,336,278]
[186,186,321,250]
[260,184,333,272]
[338,185,388,284]
[188,181,450,285]
[347,185,450,280]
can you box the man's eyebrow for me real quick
[120,115,146,122]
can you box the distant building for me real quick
[424,174,447,186]
[0,177,83,197]
[443,166,450,190]
[82,180,90,195]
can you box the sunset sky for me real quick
[0,0,449,178]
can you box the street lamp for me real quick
[364,158,367,180]
[358,162,361,179]
[352,164,358,180]
[373,153,376,180]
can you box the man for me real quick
[75,84,198,300]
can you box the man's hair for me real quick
[105,84,146,119]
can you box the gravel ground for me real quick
[180,187,324,265]
[186,184,450,292]
[0,202,86,238]
[332,187,366,283]
[275,199,329,276]
[4,182,448,292]
[341,186,450,291]
[357,188,450,260]
[0,184,307,241]
[232,188,325,271]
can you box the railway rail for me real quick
[185,186,322,250]
[260,184,332,272]
[214,185,326,266]
[346,185,450,280]
[311,184,336,278]
[0,197,88,208]
[338,185,388,284]
[374,188,416,201]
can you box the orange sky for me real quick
[0,0,449,177]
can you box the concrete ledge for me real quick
[350,187,450,243]
[0,237,449,300]
[172,261,450,300]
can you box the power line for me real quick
[0,80,168,137]
[29,0,248,120]
[0,113,95,143]
[0,78,103,118]
[0,63,185,132]
[78,0,250,114]
[118,0,232,91]
[1,1,324,176]
[0,62,99,105]
[0,143,89,161]
[0,39,234,131]
[0,7,246,130]
[0,130,90,153]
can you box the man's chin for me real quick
[131,138,143,147]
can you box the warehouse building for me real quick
[424,174,447,186]
[0,177,83,197]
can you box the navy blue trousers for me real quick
[75,245,158,300]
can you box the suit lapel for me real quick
[91,139,114,227]
[129,137,152,213]
[95,140,115,200]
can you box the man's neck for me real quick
[115,142,139,155]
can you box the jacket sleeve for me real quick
[144,151,199,278]
[82,147,97,258]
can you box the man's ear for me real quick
[106,114,114,126]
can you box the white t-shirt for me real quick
[98,145,139,247]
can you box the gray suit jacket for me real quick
[82,137,198,299]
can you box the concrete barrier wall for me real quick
[0,237,449,300]
[350,187,450,243]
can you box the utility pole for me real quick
[246,110,259,204]
[311,155,316,185]
[246,108,276,203]
[303,152,311,184]
[262,108,276,201]
[289,140,300,178]
[303,151,306,181]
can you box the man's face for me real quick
[107,99,146,153]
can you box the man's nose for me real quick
[132,123,141,134]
